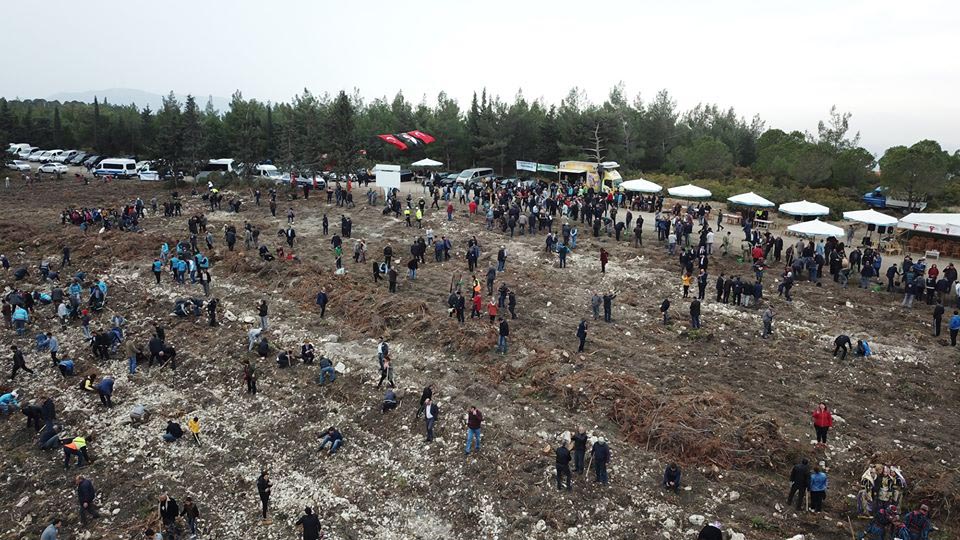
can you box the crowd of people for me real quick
[0,170,947,540]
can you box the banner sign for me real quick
[516,160,537,172]
[537,163,558,173]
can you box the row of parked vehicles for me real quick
[6,144,529,192]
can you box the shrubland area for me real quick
[0,175,958,539]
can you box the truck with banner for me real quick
[557,161,622,192]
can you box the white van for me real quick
[93,158,138,178]
[19,146,38,159]
[254,164,282,180]
[7,143,31,155]
[456,167,495,186]
[196,158,239,180]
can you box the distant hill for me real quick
[46,88,231,112]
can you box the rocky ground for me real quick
[0,176,957,540]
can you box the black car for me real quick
[82,155,101,168]
[68,152,87,165]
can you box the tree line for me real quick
[0,85,957,203]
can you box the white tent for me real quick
[727,192,775,207]
[787,219,844,237]
[667,184,712,199]
[620,178,663,193]
[411,158,443,167]
[898,213,960,237]
[778,200,830,217]
[842,209,898,227]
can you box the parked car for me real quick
[278,172,326,189]
[82,155,101,168]
[28,149,46,162]
[39,149,63,163]
[38,162,69,174]
[6,160,31,172]
[18,146,38,159]
[68,152,88,165]
[54,150,78,163]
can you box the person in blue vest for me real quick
[950,311,960,346]
[12,305,29,335]
[152,258,163,284]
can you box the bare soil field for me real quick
[0,176,957,540]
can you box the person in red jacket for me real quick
[600,248,609,274]
[471,294,482,319]
[812,402,834,447]
[486,297,498,323]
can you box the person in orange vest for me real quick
[486,297,498,323]
[63,436,89,469]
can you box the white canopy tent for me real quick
[727,192,775,207]
[620,178,663,193]
[411,158,443,167]
[667,184,712,199]
[778,200,830,217]
[787,219,844,237]
[898,213,960,237]
[842,209,898,227]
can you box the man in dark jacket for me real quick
[158,493,179,534]
[295,507,322,540]
[423,398,439,442]
[660,298,671,325]
[256,470,272,521]
[10,345,34,380]
[933,301,945,336]
[659,463,681,495]
[576,319,588,352]
[715,273,725,302]
[787,458,810,510]
[572,427,588,473]
[602,292,616,322]
[76,475,100,525]
[592,438,610,485]
[497,318,509,354]
[690,299,701,329]
[416,385,433,418]
[315,289,328,317]
[556,443,572,491]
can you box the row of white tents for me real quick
[621,178,959,239]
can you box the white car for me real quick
[39,149,63,163]
[28,150,46,162]
[7,160,31,172]
[55,150,78,163]
[38,162,68,174]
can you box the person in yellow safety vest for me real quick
[472,277,481,298]
[82,374,97,392]
[415,208,423,229]
[63,436,89,469]
[404,207,412,227]
[187,416,201,445]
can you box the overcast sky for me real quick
[3,0,957,157]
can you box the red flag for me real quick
[377,134,408,150]
[407,130,436,144]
